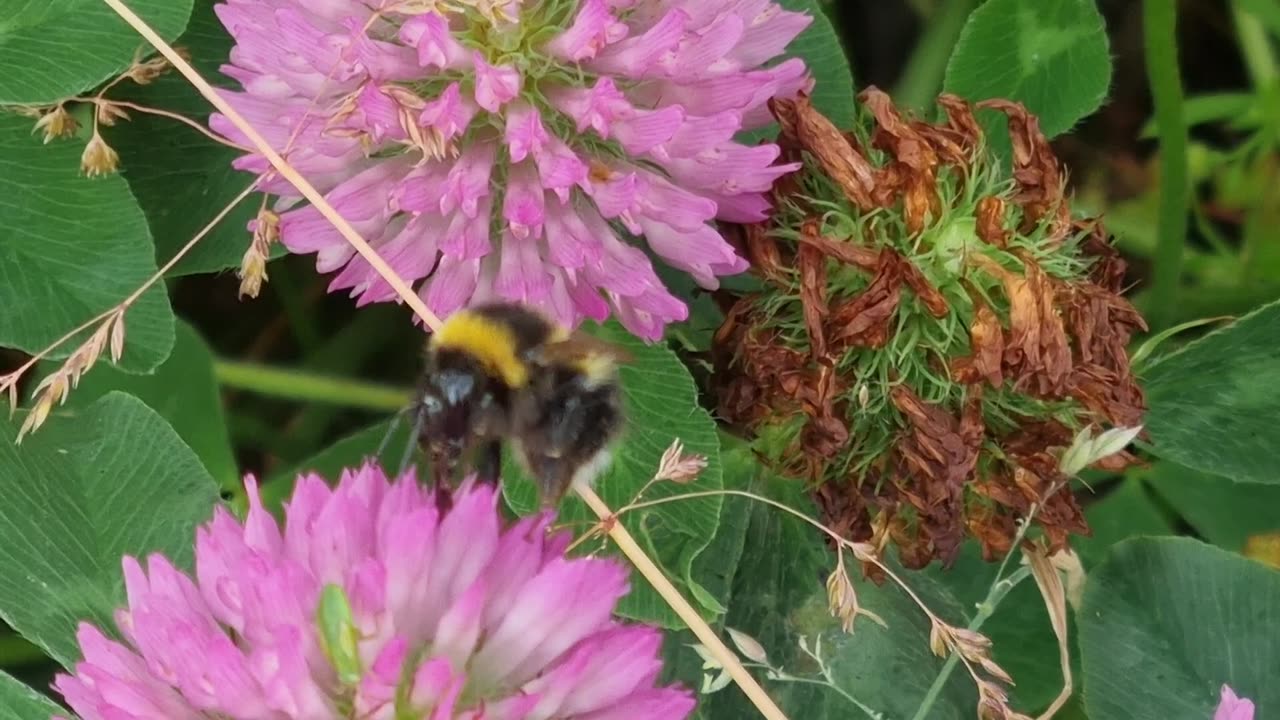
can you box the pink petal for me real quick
[504,101,550,163]
[441,141,497,218]
[1215,685,1256,720]
[434,578,487,669]
[440,199,494,260]
[549,77,627,137]
[636,172,717,231]
[590,8,688,77]
[355,636,407,717]
[731,6,812,67]
[544,0,628,61]
[640,218,747,289]
[660,110,742,157]
[472,53,521,112]
[400,13,470,70]
[352,82,406,143]
[574,688,696,720]
[533,136,588,202]
[420,82,479,145]
[544,202,604,269]
[656,12,744,79]
[611,105,684,155]
[421,255,481,318]
[502,161,546,240]
[495,230,553,304]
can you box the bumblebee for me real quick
[414,302,627,505]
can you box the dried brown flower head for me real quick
[714,89,1146,570]
[33,105,78,144]
[80,132,120,177]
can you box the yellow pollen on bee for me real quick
[431,312,529,387]
[572,353,617,385]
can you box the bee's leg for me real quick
[397,404,427,476]
[426,447,456,513]
[538,480,571,509]
[475,439,502,486]
[433,479,454,514]
[375,407,407,463]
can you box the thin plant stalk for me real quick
[98,2,789,718]
[1143,0,1190,331]
[1232,0,1279,89]
[212,359,411,412]
[894,0,980,111]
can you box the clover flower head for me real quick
[210,0,812,340]
[53,464,694,719]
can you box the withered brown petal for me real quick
[890,386,983,567]
[798,230,830,360]
[859,86,939,173]
[1031,266,1073,394]
[976,196,1011,248]
[977,98,1068,238]
[741,223,788,286]
[969,297,1006,387]
[898,252,950,318]
[793,229,881,271]
[903,170,938,235]
[770,94,877,210]
[829,250,904,349]
[1076,217,1130,292]
[936,93,983,153]
[1001,271,1043,379]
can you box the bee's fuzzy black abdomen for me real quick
[513,366,624,504]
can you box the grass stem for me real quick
[1143,0,1190,331]
[213,359,410,412]
[894,0,980,111]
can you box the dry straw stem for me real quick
[99,2,789,718]
[1025,544,1073,719]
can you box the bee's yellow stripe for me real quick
[572,353,616,386]
[432,311,529,388]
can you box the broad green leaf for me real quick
[0,670,65,720]
[700,472,977,720]
[0,0,193,104]
[1144,461,1280,552]
[684,439,756,612]
[1073,477,1175,567]
[53,319,238,489]
[502,322,725,627]
[0,114,174,372]
[267,418,413,507]
[113,0,263,275]
[944,0,1111,137]
[1079,537,1279,719]
[1143,298,1280,484]
[0,393,219,667]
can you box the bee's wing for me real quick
[538,331,634,365]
